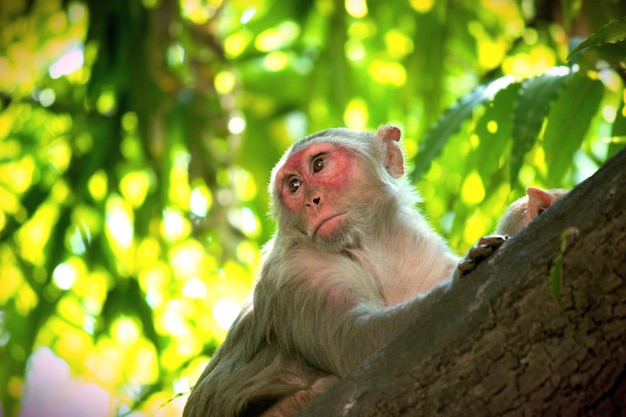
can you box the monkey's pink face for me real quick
[275,142,366,238]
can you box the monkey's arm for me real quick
[276,271,455,377]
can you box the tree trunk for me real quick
[298,147,626,417]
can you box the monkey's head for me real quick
[497,187,569,235]
[269,125,412,251]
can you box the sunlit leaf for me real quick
[411,76,514,182]
[510,68,574,185]
[608,95,626,158]
[612,96,626,137]
[0,255,24,304]
[100,278,160,353]
[543,75,604,184]
[568,17,626,59]
[471,82,521,186]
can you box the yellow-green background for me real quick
[0,0,624,415]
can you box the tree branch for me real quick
[299,147,626,416]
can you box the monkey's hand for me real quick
[456,234,509,278]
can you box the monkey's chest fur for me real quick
[344,235,459,305]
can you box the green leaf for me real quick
[510,69,573,184]
[543,74,604,184]
[568,17,626,59]
[611,96,626,137]
[608,96,626,158]
[549,227,580,304]
[471,82,521,183]
[549,252,563,304]
[560,0,582,30]
[411,76,514,182]
[100,278,161,352]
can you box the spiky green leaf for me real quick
[411,76,514,182]
[543,74,604,184]
[510,69,574,185]
[568,17,626,59]
[471,82,521,183]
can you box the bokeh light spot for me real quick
[212,299,241,330]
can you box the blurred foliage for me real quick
[0,0,624,415]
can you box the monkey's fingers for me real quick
[457,258,476,275]
[471,234,509,259]
[457,234,509,277]
[475,234,509,249]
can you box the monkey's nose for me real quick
[312,197,321,205]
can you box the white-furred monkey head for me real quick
[497,187,569,236]
[269,125,416,252]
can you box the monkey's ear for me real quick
[526,186,554,221]
[377,125,404,178]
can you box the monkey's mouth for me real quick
[313,212,348,237]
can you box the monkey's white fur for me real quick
[184,126,460,417]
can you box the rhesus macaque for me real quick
[457,187,568,274]
[183,125,505,417]
[496,187,568,235]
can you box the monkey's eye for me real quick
[312,156,326,173]
[287,177,302,193]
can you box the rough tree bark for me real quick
[298,147,626,417]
